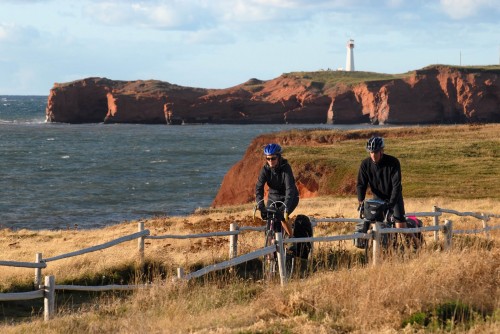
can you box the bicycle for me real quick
[354,199,424,262]
[254,200,295,281]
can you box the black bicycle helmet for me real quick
[263,143,282,155]
[366,136,385,152]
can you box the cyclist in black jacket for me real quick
[356,136,407,228]
[256,143,299,236]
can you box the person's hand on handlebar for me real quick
[358,201,364,219]
[260,208,268,221]
[282,210,294,237]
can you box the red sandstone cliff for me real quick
[46,65,500,124]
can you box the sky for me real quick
[0,0,499,95]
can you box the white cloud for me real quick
[82,0,215,30]
[439,0,499,19]
[0,23,40,43]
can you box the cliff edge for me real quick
[46,65,500,124]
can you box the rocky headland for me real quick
[46,65,500,124]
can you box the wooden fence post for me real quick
[177,268,184,279]
[443,219,453,251]
[481,213,489,239]
[35,253,43,288]
[372,222,381,267]
[275,232,286,286]
[229,223,238,259]
[138,221,145,266]
[44,275,55,321]
[433,206,439,242]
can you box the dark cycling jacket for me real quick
[356,153,403,208]
[255,158,299,211]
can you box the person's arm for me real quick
[356,160,368,203]
[282,164,297,210]
[388,159,403,207]
[255,166,267,210]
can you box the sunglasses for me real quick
[266,156,278,161]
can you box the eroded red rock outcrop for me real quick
[46,65,500,124]
[211,131,358,208]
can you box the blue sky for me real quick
[0,0,499,95]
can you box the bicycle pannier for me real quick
[363,199,388,221]
[406,215,424,247]
[291,214,313,259]
[353,220,371,248]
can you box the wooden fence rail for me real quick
[0,290,44,302]
[0,260,46,269]
[146,230,238,240]
[435,207,488,220]
[43,230,150,262]
[182,245,276,281]
[55,284,149,292]
[453,225,500,235]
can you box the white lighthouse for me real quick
[346,39,355,71]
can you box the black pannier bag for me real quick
[363,199,388,221]
[353,220,371,249]
[291,214,313,259]
[406,216,424,246]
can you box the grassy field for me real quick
[0,124,499,333]
[270,124,500,200]
[285,64,500,90]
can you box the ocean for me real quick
[1,95,374,230]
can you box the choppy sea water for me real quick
[1,95,376,230]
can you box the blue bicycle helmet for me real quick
[263,143,282,155]
[366,136,384,152]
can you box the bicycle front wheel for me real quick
[262,231,277,280]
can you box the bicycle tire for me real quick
[262,230,277,280]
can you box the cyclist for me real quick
[256,143,299,236]
[356,136,407,228]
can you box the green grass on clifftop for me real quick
[286,64,500,91]
[269,124,500,200]
[287,70,407,89]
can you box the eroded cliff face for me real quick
[211,131,360,208]
[46,66,500,124]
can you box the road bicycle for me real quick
[354,199,424,262]
[254,200,313,280]
[254,200,294,280]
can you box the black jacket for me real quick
[356,153,403,207]
[255,158,299,211]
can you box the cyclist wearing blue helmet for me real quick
[256,143,299,236]
[356,136,407,228]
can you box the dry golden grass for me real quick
[1,197,499,333]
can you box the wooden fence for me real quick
[0,206,498,321]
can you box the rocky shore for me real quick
[45,65,500,124]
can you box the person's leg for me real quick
[392,196,406,228]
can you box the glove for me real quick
[260,209,268,220]
[358,201,364,219]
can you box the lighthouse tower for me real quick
[346,39,355,71]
